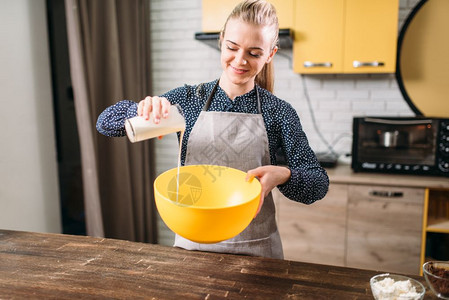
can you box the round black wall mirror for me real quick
[396,0,449,118]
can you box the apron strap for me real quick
[202,80,219,111]
[202,80,262,114]
[255,85,261,114]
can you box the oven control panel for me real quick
[438,120,449,173]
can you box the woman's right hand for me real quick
[137,96,171,124]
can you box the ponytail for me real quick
[256,60,274,93]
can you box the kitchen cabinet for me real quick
[346,185,423,275]
[202,0,294,32]
[275,165,449,276]
[425,190,449,236]
[422,189,449,266]
[293,0,399,74]
[274,184,347,266]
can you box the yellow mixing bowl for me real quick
[154,165,261,244]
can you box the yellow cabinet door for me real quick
[202,0,240,32]
[202,0,294,32]
[343,0,399,73]
[270,0,294,29]
[293,0,345,73]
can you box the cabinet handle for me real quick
[353,61,385,68]
[369,190,404,198]
[304,61,332,68]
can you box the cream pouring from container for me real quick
[125,104,185,143]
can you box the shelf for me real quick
[194,28,293,50]
[427,218,449,233]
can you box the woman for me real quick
[97,0,329,259]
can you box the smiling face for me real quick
[220,18,277,95]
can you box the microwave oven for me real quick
[352,117,449,177]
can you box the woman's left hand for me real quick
[246,166,291,216]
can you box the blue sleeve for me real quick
[276,104,329,204]
[95,85,190,137]
[96,100,138,137]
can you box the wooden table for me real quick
[0,230,437,299]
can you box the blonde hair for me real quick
[221,0,279,93]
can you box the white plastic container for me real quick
[125,105,185,143]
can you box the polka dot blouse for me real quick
[96,79,329,204]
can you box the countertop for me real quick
[0,229,437,299]
[326,164,449,189]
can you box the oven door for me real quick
[353,117,438,172]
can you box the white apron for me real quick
[174,81,284,259]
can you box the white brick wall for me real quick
[150,0,419,245]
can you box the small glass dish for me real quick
[370,273,425,300]
[423,261,449,299]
